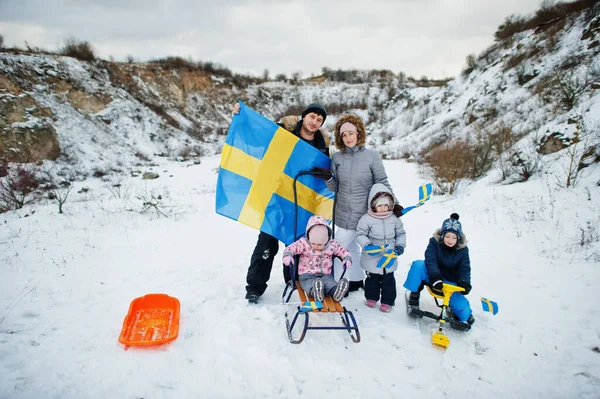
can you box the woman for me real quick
[325,114,403,292]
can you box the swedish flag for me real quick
[216,102,334,245]
[364,244,385,256]
[299,301,324,312]
[376,248,398,269]
[401,183,432,215]
[481,297,499,315]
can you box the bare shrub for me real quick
[536,66,600,110]
[468,129,496,179]
[0,34,4,49]
[489,123,524,156]
[177,146,201,160]
[462,54,477,77]
[43,165,74,214]
[60,36,96,62]
[512,148,542,182]
[424,140,472,195]
[499,136,542,183]
[558,116,600,188]
[107,175,130,199]
[495,14,529,40]
[135,186,182,219]
[0,164,41,211]
[151,56,195,70]
[504,47,542,71]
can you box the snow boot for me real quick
[365,299,377,308]
[446,310,472,331]
[380,303,392,313]
[311,278,325,302]
[332,278,349,302]
[405,291,422,318]
[245,293,260,304]
[408,292,420,307]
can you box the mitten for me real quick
[430,277,443,295]
[394,245,404,256]
[457,281,472,295]
[393,204,405,217]
[364,243,384,256]
[282,256,294,266]
[342,259,352,269]
[310,167,332,179]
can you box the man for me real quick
[232,102,329,304]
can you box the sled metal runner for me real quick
[406,283,470,348]
[282,171,360,344]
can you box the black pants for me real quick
[364,271,397,306]
[245,232,291,296]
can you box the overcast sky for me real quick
[0,0,544,79]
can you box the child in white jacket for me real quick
[356,183,406,312]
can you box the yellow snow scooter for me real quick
[406,283,471,349]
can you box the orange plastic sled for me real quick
[118,293,180,347]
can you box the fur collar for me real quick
[433,228,468,250]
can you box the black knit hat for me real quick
[301,103,327,123]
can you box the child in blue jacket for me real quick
[403,213,474,324]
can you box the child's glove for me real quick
[430,278,444,296]
[282,256,294,266]
[363,243,384,256]
[342,259,352,269]
[393,204,405,217]
[394,245,404,256]
[457,281,472,295]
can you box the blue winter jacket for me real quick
[424,229,470,284]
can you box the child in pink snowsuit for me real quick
[282,215,352,302]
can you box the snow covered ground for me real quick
[1,156,599,398]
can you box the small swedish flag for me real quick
[364,244,385,256]
[401,183,433,215]
[300,301,323,312]
[481,297,499,315]
[376,248,398,269]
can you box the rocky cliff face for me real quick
[0,53,243,176]
[0,51,408,177]
[1,2,598,184]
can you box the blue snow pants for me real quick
[403,260,472,322]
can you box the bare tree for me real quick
[44,165,75,214]
[0,34,4,49]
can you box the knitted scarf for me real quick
[367,209,393,219]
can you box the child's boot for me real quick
[408,291,420,308]
[379,303,392,313]
[332,278,349,302]
[365,299,377,308]
[311,278,325,302]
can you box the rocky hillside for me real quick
[0,1,598,188]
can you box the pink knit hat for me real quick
[339,122,358,137]
[308,224,329,245]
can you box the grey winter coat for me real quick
[356,184,406,274]
[326,146,395,230]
